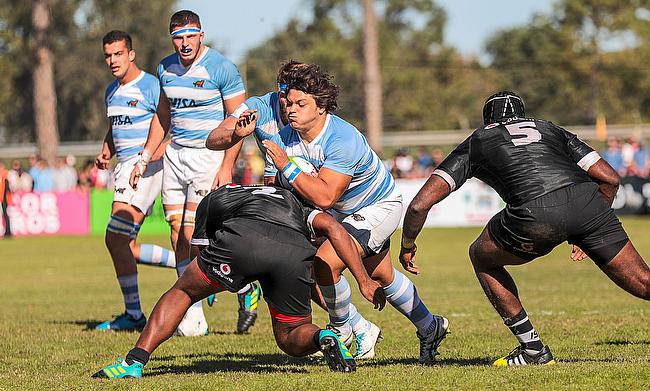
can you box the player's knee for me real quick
[165,209,183,230]
[105,214,137,247]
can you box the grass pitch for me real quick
[1,218,649,390]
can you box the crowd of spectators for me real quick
[601,135,649,179]
[3,135,649,194]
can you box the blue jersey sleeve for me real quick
[215,59,245,101]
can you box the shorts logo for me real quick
[352,214,365,222]
[219,264,231,275]
[195,189,209,196]
[115,187,126,194]
[126,99,138,107]
[193,80,205,88]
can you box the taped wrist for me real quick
[281,161,302,184]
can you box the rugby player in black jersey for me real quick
[93,185,385,378]
[399,91,650,366]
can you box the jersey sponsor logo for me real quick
[219,263,231,275]
[193,80,205,88]
[211,265,233,283]
[126,99,138,107]
[168,97,197,109]
[110,115,133,126]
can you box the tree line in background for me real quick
[2,0,650,148]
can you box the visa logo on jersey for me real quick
[168,97,197,109]
[110,115,133,126]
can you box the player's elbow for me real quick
[312,196,337,210]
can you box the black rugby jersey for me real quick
[434,118,600,206]
[192,185,317,243]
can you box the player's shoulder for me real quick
[105,79,119,99]
[137,72,160,90]
[245,92,274,109]
[203,47,236,68]
[159,52,179,69]
[324,115,360,142]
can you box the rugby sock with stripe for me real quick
[383,268,434,335]
[319,275,354,337]
[504,309,544,353]
[137,244,176,268]
[118,273,143,319]
[176,258,203,311]
[349,303,371,334]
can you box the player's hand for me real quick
[399,243,419,274]
[359,278,386,311]
[570,245,588,262]
[129,163,145,190]
[262,140,290,171]
[234,109,257,138]
[94,152,110,170]
[211,166,232,190]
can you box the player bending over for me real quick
[93,185,385,378]
[400,91,650,366]
[94,30,177,332]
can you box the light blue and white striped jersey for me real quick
[231,91,285,176]
[276,114,397,214]
[105,70,160,162]
[158,47,245,148]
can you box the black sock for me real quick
[312,329,323,350]
[125,347,150,366]
[504,309,544,352]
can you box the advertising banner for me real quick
[0,191,89,237]
[396,178,505,227]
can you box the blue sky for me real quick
[178,0,554,63]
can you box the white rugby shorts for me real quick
[162,142,224,205]
[113,156,163,215]
[332,189,403,256]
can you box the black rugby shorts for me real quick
[487,182,628,266]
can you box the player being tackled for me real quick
[93,185,384,378]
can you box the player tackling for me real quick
[93,185,386,378]
[400,91,650,366]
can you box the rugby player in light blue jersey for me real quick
[129,10,259,336]
[206,60,305,184]
[261,64,449,364]
[94,30,177,332]
[206,60,382,359]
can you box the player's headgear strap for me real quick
[483,91,525,125]
[171,27,201,37]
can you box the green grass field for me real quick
[1,218,649,390]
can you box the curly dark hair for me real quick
[285,63,339,113]
[276,60,306,85]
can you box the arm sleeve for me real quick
[230,101,251,119]
[217,59,246,100]
[556,124,600,171]
[432,136,472,192]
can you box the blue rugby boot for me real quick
[95,312,146,331]
[92,359,143,379]
[318,329,356,372]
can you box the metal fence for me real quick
[2,124,649,159]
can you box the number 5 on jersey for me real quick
[505,121,541,146]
